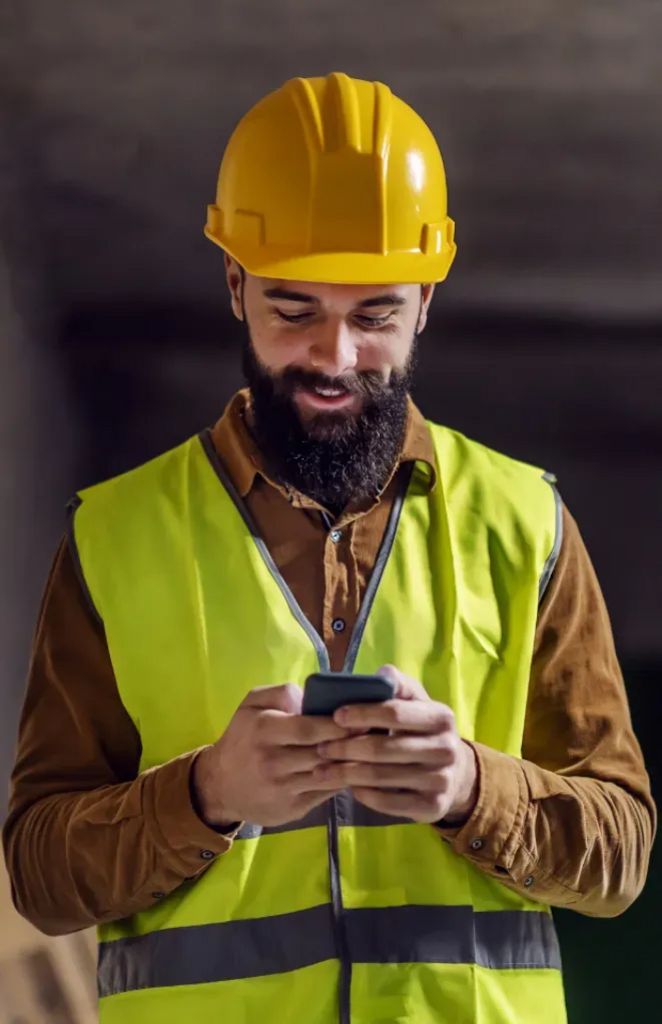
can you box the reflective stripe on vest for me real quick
[99,905,561,996]
[73,419,566,1024]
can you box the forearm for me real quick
[2,751,234,936]
[437,742,656,917]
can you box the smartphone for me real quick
[302,671,395,717]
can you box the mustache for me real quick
[273,367,390,401]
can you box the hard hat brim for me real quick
[206,228,456,285]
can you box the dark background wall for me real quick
[0,3,659,1021]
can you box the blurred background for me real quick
[0,1,659,1021]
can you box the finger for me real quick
[378,665,430,702]
[289,785,350,819]
[289,770,352,794]
[268,745,327,777]
[289,790,344,819]
[243,683,303,714]
[319,733,456,766]
[334,698,454,735]
[314,760,448,793]
[351,787,439,820]
[264,711,350,747]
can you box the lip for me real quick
[294,388,360,413]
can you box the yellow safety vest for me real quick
[72,421,567,1024]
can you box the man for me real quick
[2,73,655,1024]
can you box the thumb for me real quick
[377,665,430,702]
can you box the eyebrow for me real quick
[358,295,407,308]
[263,287,407,308]
[263,287,317,303]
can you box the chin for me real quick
[302,413,358,442]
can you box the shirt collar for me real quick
[209,390,262,499]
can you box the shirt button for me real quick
[200,850,216,860]
[332,618,346,633]
[330,529,343,544]
[470,838,484,851]
[152,891,166,900]
[524,875,534,888]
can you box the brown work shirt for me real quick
[2,391,656,936]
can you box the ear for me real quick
[416,284,436,335]
[224,254,244,321]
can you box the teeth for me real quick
[314,387,344,397]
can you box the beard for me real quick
[241,330,417,516]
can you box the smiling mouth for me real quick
[294,384,359,412]
[314,386,346,398]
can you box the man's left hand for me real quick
[314,665,478,824]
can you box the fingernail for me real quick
[318,743,331,758]
[335,707,350,724]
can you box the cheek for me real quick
[249,323,298,372]
[357,333,411,375]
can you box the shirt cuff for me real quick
[435,741,527,871]
[144,750,241,877]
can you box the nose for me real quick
[308,319,358,378]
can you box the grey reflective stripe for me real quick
[343,463,412,672]
[539,473,563,605]
[98,905,561,997]
[98,904,337,997]
[346,905,562,972]
[199,430,330,672]
[335,790,413,828]
[236,803,329,840]
[237,795,415,837]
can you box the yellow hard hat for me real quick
[205,72,456,284]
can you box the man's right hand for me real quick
[191,683,352,829]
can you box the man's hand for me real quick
[314,665,479,824]
[192,684,351,829]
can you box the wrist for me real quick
[443,741,479,825]
[190,747,239,832]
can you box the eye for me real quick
[354,314,393,329]
[275,309,315,324]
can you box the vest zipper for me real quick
[331,465,410,1023]
[327,797,351,1024]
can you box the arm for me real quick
[2,539,235,937]
[437,505,657,917]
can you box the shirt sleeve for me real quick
[436,505,657,917]
[2,538,236,937]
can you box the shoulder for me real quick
[425,420,555,493]
[76,437,201,509]
[69,436,209,569]
[426,421,562,587]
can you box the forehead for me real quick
[256,277,416,307]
